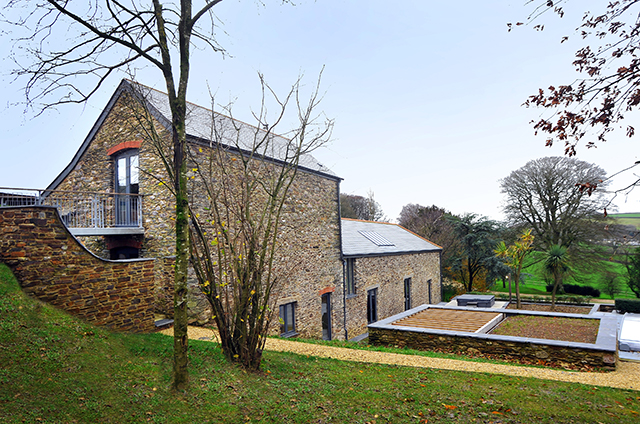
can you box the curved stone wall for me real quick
[0,206,156,332]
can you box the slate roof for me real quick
[135,81,337,177]
[341,219,442,258]
[48,79,338,191]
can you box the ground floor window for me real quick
[321,293,332,340]
[279,302,296,336]
[404,277,412,311]
[367,288,378,324]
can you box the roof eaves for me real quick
[342,249,442,259]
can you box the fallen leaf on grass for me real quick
[442,404,457,410]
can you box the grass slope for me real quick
[1,263,639,423]
[490,251,637,299]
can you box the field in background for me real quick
[610,212,640,230]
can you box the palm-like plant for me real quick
[545,244,570,310]
[495,229,534,309]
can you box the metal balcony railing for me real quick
[0,187,143,235]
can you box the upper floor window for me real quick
[114,149,139,227]
[115,150,139,195]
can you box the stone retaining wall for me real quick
[0,206,157,332]
[369,306,617,370]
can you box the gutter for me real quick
[337,181,347,341]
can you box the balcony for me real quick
[0,187,144,236]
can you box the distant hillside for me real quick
[609,213,640,230]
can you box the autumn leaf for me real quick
[442,404,457,410]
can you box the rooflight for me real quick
[358,230,395,247]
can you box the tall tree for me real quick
[545,244,570,310]
[522,1,640,161]
[500,156,608,252]
[450,214,499,292]
[625,246,640,298]
[397,204,461,276]
[4,0,290,391]
[340,191,387,222]
[495,229,535,309]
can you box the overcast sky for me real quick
[1,0,639,222]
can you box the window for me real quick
[404,278,412,311]
[114,149,140,226]
[115,150,139,195]
[321,293,332,340]
[367,288,378,324]
[279,302,296,336]
[345,258,355,296]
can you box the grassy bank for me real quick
[490,251,638,299]
[1,263,639,423]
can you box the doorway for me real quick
[321,293,331,340]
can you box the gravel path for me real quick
[160,326,640,391]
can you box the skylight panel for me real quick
[358,230,395,247]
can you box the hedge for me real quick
[615,299,640,314]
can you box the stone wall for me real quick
[0,207,157,332]
[153,256,176,317]
[345,252,441,338]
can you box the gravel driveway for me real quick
[160,326,640,391]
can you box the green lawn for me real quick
[1,263,640,423]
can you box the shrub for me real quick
[545,283,600,298]
[615,299,640,314]
[556,295,590,305]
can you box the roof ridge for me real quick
[125,79,293,143]
[340,217,398,226]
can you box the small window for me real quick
[279,302,296,336]
[345,258,355,296]
[404,278,412,311]
[367,288,378,324]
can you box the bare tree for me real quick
[3,0,289,391]
[500,156,609,251]
[189,74,332,370]
[397,203,461,276]
[340,191,387,222]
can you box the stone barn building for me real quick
[3,79,442,340]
